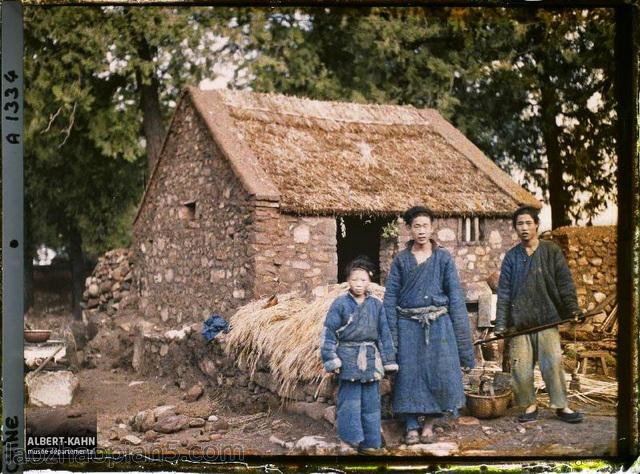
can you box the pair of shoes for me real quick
[405,430,419,445]
[517,408,539,423]
[556,409,584,423]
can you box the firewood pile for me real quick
[560,293,617,350]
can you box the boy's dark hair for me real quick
[403,206,434,226]
[512,206,540,228]
[345,255,374,278]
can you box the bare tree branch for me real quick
[58,102,77,148]
[42,106,62,134]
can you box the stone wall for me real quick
[82,248,134,318]
[379,217,517,286]
[133,99,255,325]
[251,209,337,298]
[547,225,616,312]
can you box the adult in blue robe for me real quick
[383,239,475,438]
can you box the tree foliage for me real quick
[242,7,616,228]
[23,6,237,314]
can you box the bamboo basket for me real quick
[465,381,512,419]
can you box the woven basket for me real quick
[465,387,512,419]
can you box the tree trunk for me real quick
[135,37,166,176]
[68,227,85,321]
[540,84,571,229]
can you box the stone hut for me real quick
[132,87,540,325]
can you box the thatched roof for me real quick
[139,87,541,220]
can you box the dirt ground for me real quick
[25,311,618,458]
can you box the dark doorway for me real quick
[336,216,391,283]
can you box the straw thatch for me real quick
[223,283,385,399]
[187,87,540,217]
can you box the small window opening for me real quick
[179,201,196,220]
[460,217,485,243]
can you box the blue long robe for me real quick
[383,242,475,415]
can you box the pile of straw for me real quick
[224,283,385,399]
[534,369,617,406]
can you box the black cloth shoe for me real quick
[517,408,539,423]
[556,409,584,423]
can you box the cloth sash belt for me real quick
[339,340,382,373]
[397,305,448,346]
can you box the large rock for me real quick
[26,371,78,407]
[284,401,327,421]
[294,435,337,455]
[131,409,156,432]
[88,284,100,298]
[405,442,459,456]
[153,415,189,434]
[122,435,142,446]
[323,406,336,426]
[184,384,204,402]
[208,419,229,432]
[153,405,176,421]
[189,418,206,428]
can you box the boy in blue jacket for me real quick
[320,257,398,452]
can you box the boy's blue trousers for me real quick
[336,379,381,448]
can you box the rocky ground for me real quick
[25,310,617,459]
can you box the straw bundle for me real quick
[224,283,385,399]
[534,369,617,405]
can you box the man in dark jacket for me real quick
[494,206,584,424]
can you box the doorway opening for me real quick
[336,215,392,283]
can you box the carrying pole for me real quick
[474,293,616,346]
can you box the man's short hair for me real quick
[512,206,540,228]
[403,206,434,226]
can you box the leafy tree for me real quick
[454,9,615,228]
[242,7,616,228]
[23,6,237,316]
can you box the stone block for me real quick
[153,415,189,434]
[323,405,336,426]
[292,260,311,270]
[131,409,156,432]
[437,228,456,242]
[293,224,311,244]
[285,402,328,422]
[26,371,79,407]
[489,230,502,246]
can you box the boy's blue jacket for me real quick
[320,292,398,382]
